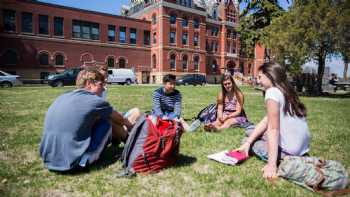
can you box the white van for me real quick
[107,68,136,85]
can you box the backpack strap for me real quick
[121,115,147,168]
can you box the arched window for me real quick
[182,16,188,27]
[107,57,115,68]
[39,52,49,65]
[170,14,177,24]
[118,58,126,68]
[213,9,217,19]
[81,53,93,63]
[212,60,217,73]
[194,18,200,29]
[152,14,157,25]
[55,54,64,65]
[170,53,176,70]
[153,32,157,44]
[182,55,188,70]
[3,50,18,65]
[193,56,199,71]
[152,54,156,68]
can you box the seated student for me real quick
[204,73,248,131]
[152,74,199,132]
[235,62,311,180]
[39,69,141,172]
[152,74,181,120]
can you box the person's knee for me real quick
[129,107,142,117]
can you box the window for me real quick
[193,56,199,71]
[213,41,218,52]
[212,60,217,73]
[182,17,188,27]
[72,20,100,40]
[194,18,200,29]
[194,32,199,47]
[152,54,156,68]
[170,31,176,44]
[180,0,191,7]
[118,58,126,68]
[54,17,63,36]
[39,53,49,65]
[119,26,126,43]
[170,54,176,70]
[170,14,177,24]
[21,12,32,33]
[3,9,16,32]
[143,30,150,45]
[107,57,114,67]
[227,29,231,38]
[182,55,188,70]
[213,9,217,19]
[55,54,64,65]
[153,32,157,44]
[91,24,99,40]
[3,50,17,65]
[39,15,49,35]
[152,14,156,25]
[130,28,137,44]
[211,27,219,36]
[182,32,188,45]
[108,25,115,42]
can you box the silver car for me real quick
[0,70,22,87]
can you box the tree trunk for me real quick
[316,47,326,95]
[343,60,348,81]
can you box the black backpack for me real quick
[196,103,217,124]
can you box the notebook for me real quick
[207,150,248,165]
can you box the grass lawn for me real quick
[0,85,349,197]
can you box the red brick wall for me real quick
[0,0,255,83]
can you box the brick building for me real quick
[0,0,257,83]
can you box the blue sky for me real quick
[38,0,347,77]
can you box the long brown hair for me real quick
[220,73,242,102]
[258,62,307,117]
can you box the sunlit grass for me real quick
[0,85,349,196]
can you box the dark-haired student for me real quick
[235,62,311,180]
[151,74,200,132]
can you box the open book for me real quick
[207,150,248,165]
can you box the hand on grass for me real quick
[235,142,250,157]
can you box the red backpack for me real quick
[119,115,183,176]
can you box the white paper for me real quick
[207,150,238,165]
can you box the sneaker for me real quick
[187,119,201,132]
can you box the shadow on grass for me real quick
[173,154,197,168]
[89,145,123,171]
[320,91,350,99]
[52,145,122,176]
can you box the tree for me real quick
[334,1,350,81]
[264,0,344,94]
[237,0,285,58]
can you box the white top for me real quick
[265,87,310,155]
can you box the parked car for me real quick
[176,74,207,86]
[107,68,136,85]
[47,67,82,87]
[0,70,22,87]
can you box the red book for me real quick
[225,150,248,163]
